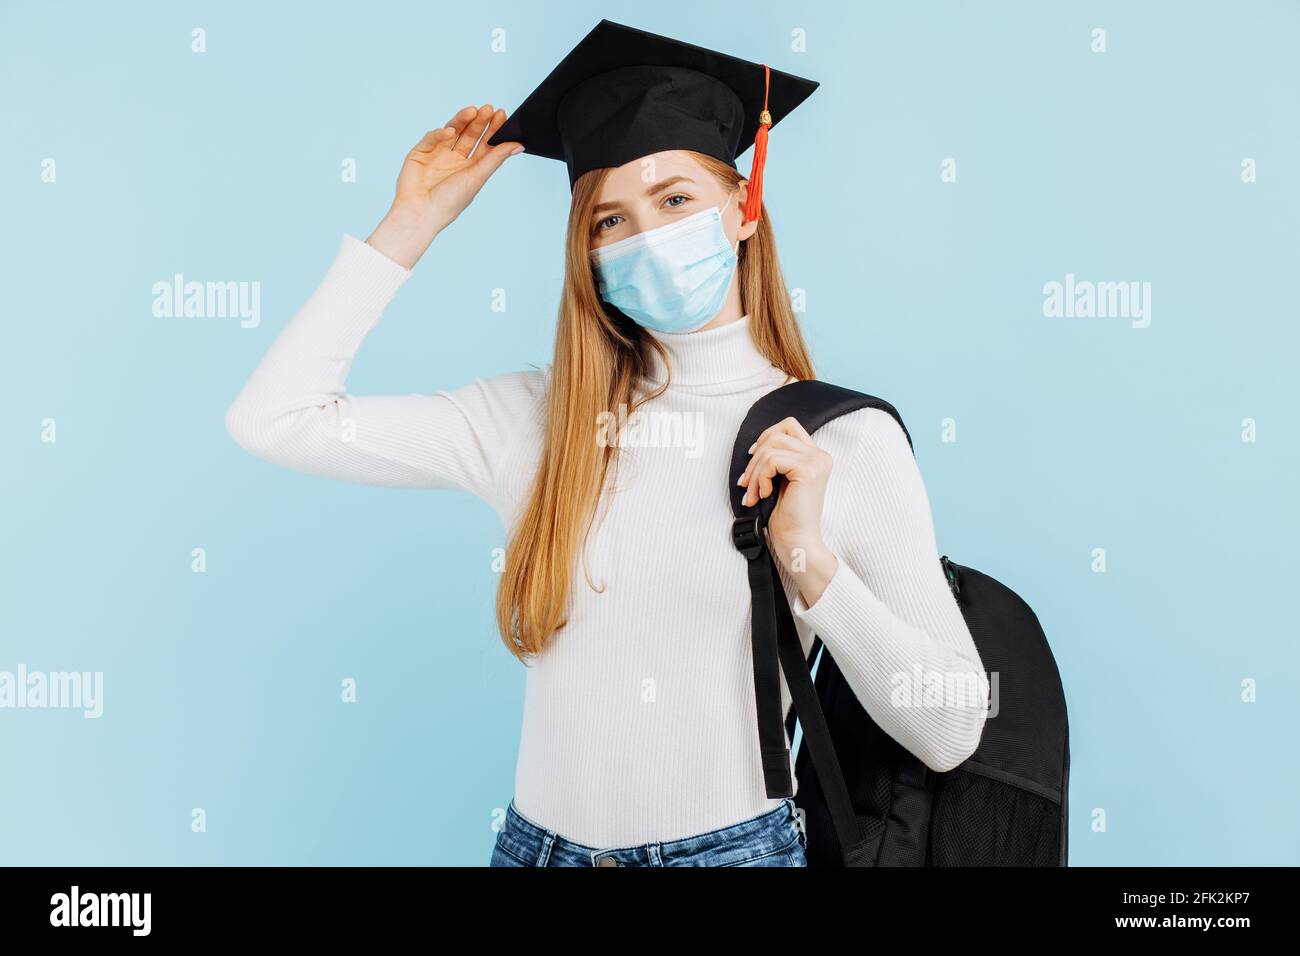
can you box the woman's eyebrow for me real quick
[591,175,697,216]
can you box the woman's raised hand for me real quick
[368,104,522,269]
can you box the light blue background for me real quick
[2,0,1297,866]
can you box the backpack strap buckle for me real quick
[732,514,765,560]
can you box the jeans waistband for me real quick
[499,797,801,866]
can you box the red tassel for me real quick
[743,64,772,224]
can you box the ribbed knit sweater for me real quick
[224,234,988,848]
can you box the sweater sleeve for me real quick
[223,234,546,510]
[786,408,989,773]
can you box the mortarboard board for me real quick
[487,19,818,223]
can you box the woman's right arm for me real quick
[224,105,537,507]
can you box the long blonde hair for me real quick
[495,151,815,661]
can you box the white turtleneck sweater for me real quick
[224,234,988,848]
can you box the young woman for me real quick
[224,24,988,868]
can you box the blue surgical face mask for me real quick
[589,201,740,334]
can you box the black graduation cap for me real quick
[487,19,818,221]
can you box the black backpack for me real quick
[729,380,1070,867]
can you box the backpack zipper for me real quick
[940,555,961,598]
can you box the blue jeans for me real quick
[490,797,808,867]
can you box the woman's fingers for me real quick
[736,431,811,486]
[443,105,479,139]
[477,108,508,152]
[453,108,521,187]
[741,449,804,507]
[409,104,479,161]
[736,417,829,508]
[410,106,511,165]
[748,416,813,454]
[784,418,814,443]
[736,417,819,506]
[741,441,808,501]
[453,104,495,158]
[409,126,458,159]
[463,138,523,189]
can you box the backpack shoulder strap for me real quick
[730,379,913,864]
[729,380,913,524]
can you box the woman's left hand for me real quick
[737,417,838,595]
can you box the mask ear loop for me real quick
[727,184,747,260]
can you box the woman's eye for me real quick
[663,193,690,208]
[596,215,623,232]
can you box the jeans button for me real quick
[596,856,619,867]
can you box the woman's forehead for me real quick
[597,151,715,200]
